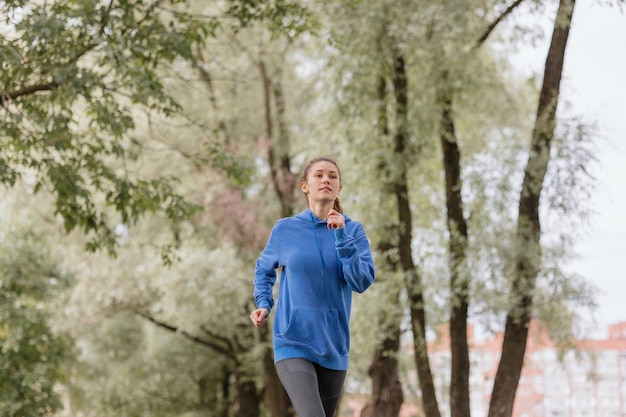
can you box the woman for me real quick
[250,156,375,417]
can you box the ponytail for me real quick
[333,197,343,214]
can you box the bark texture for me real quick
[487,1,576,416]
[391,53,442,417]
[437,68,470,417]
[362,60,405,417]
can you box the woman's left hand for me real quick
[327,209,345,230]
[250,308,269,327]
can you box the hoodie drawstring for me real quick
[309,210,327,276]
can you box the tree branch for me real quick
[1,42,97,106]
[474,0,527,49]
[200,324,239,351]
[2,81,60,103]
[193,46,231,145]
[135,310,236,360]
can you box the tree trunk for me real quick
[406,268,441,417]
[437,68,470,417]
[367,327,404,417]
[390,52,442,417]
[488,1,576,417]
[366,237,404,417]
[363,64,404,417]
[259,55,296,218]
[262,324,295,417]
[235,376,261,417]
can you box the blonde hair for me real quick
[301,156,343,213]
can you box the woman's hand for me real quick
[250,308,269,327]
[327,209,345,230]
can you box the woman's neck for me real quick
[309,202,334,220]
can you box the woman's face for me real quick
[301,160,342,204]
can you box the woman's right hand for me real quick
[250,308,269,327]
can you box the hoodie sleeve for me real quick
[253,225,281,312]
[333,222,375,293]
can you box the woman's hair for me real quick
[301,156,344,213]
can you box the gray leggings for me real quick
[275,358,347,417]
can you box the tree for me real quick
[0,0,209,255]
[2,1,316,416]
[319,1,592,417]
[0,222,70,417]
[0,0,312,256]
[488,1,577,416]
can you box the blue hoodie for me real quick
[254,209,375,370]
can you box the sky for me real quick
[555,2,626,338]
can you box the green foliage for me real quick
[65,312,225,417]
[225,0,317,36]
[0,0,316,255]
[52,234,255,416]
[316,0,599,368]
[0,0,213,254]
[0,224,69,417]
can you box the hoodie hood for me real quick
[295,209,352,226]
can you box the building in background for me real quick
[344,322,626,417]
[431,321,626,417]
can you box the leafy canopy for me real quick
[0,0,313,255]
[0,223,70,417]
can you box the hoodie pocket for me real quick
[280,308,347,357]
